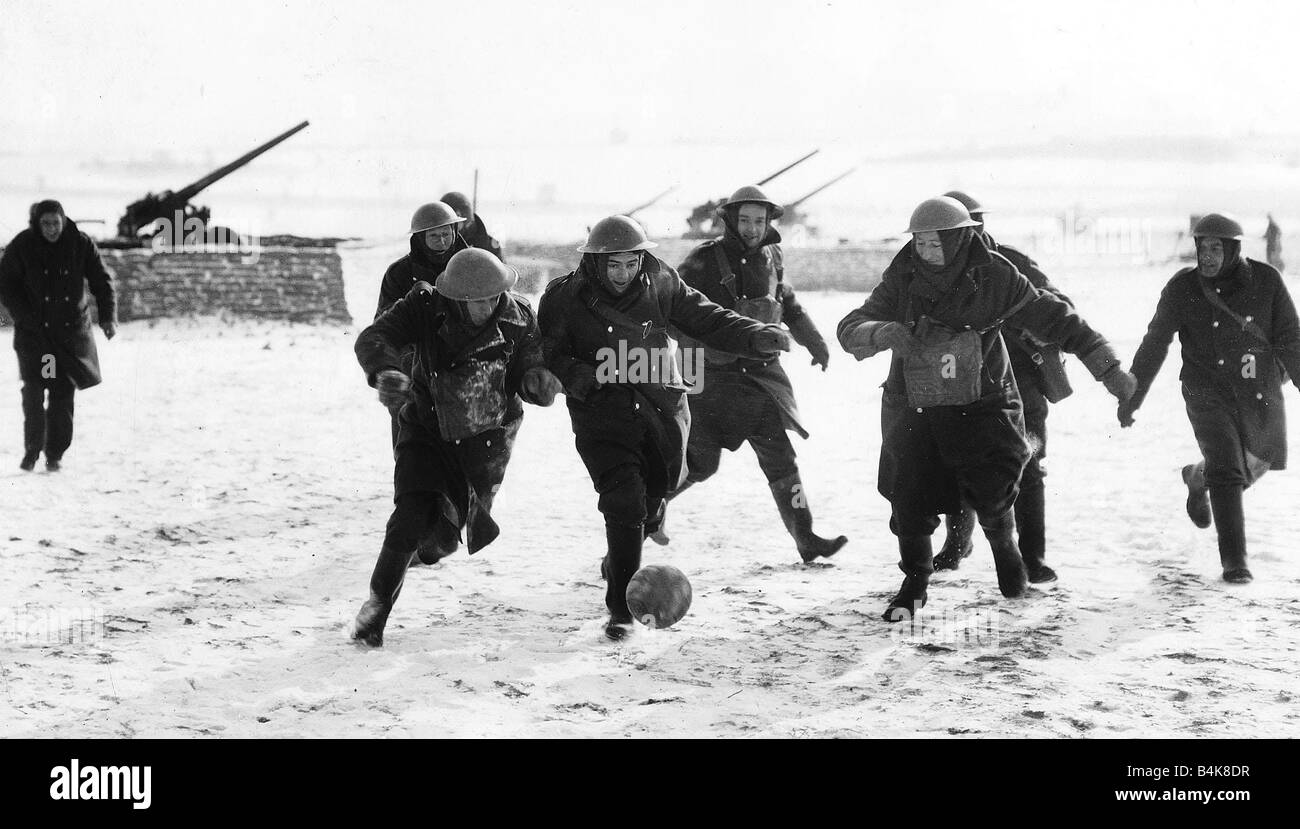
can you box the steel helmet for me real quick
[942,190,989,216]
[577,215,659,253]
[409,201,466,235]
[1192,213,1244,241]
[905,196,981,234]
[435,248,519,301]
[719,184,785,219]
[440,191,474,221]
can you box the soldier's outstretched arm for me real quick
[780,282,830,370]
[667,272,786,358]
[356,281,432,388]
[507,298,562,406]
[836,271,909,359]
[1120,280,1184,424]
[1269,272,1300,385]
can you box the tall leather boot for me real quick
[353,541,415,647]
[413,494,460,566]
[1209,485,1252,583]
[603,522,643,640]
[1182,461,1211,529]
[981,511,1028,598]
[20,382,44,470]
[769,472,849,563]
[882,535,932,622]
[933,508,976,571]
[1015,477,1055,583]
[649,482,692,545]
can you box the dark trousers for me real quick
[21,375,76,459]
[685,421,799,486]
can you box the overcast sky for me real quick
[3,0,1298,158]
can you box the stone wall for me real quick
[509,238,894,295]
[0,245,351,326]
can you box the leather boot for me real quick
[882,535,932,622]
[982,511,1028,598]
[352,540,413,647]
[769,472,848,563]
[413,495,460,566]
[603,522,643,640]
[1182,462,1211,529]
[1015,479,1056,583]
[1209,485,1252,583]
[933,508,976,571]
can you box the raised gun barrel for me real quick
[757,149,819,186]
[116,120,310,240]
[783,168,856,213]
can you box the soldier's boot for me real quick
[1016,480,1056,583]
[769,472,849,563]
[649,482,693,545]
[1182,462,1212,529]
[882,535,932,622]
[412,495,460,566]
[982,511,1028,598]
[1209,485,1252,583]
[352,541,412,647]
[644,496,668,542]
[603,522,643,641]
[933,508,976,571]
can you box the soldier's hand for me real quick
[1117,398,1137,428]
[566,365,602,402]
[376,369,411,410]
[101,321,117,340]
[752,325,793,356]
[522,367,563,406]
[874,321,920,357]
[1101,368,1138,403]
[808,339,830,372]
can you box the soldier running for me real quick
[1121,213,1300,583]
[654,185,847,563]
[933,191,1077,583]
[838,196,1136,620]
[538,216,791,640]
[352,248,562,646]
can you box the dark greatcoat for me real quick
[676,224,828,448]
[538,253,772,503]
[356,282,546,552]
[1128,258,1300,483]
[375,233,471,380]
[0,219,115,390]
[837,236,1117,527]
[460,215,506,263]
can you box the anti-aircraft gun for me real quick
[779,168,856,236]
[113,120,309,243]
[682,149,819,239]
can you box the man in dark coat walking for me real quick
[933,191,1078,583]
[659,185,847,563]
[1120,213,1300,583]
[838,197,1136,621]
[352,248,562,646]
[441,191,506,263]
[539,215,791,640]
[0,200,116,471]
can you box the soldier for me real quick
[441,191,506,262]
[1120,213,1300,583]
[837,197,1136,621]
[655,185,847,563]
[933,191,1077,583]
[0,200,116,472]
[1264,213,1284,273]
[351,248,562,646]
[538,216,791,640]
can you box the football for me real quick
[626,564,693,629]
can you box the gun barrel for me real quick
[173,120,310,202]
[784,168,856,211]
[756,149,819,187]
[626,186,677,217]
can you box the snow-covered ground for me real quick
[1,250,1298,738]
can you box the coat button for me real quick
[1246,315,1254,322]
[486,439,492,446]
[455,439,461,445]
[634,402,641,410]
[740,258,747,264]
[607,326,613,333]
[916,407,923,413]
[1256,393,1264,400]
[1218,359,1225,365]
[1212,321,1219,327]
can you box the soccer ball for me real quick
[626,565,692,629]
